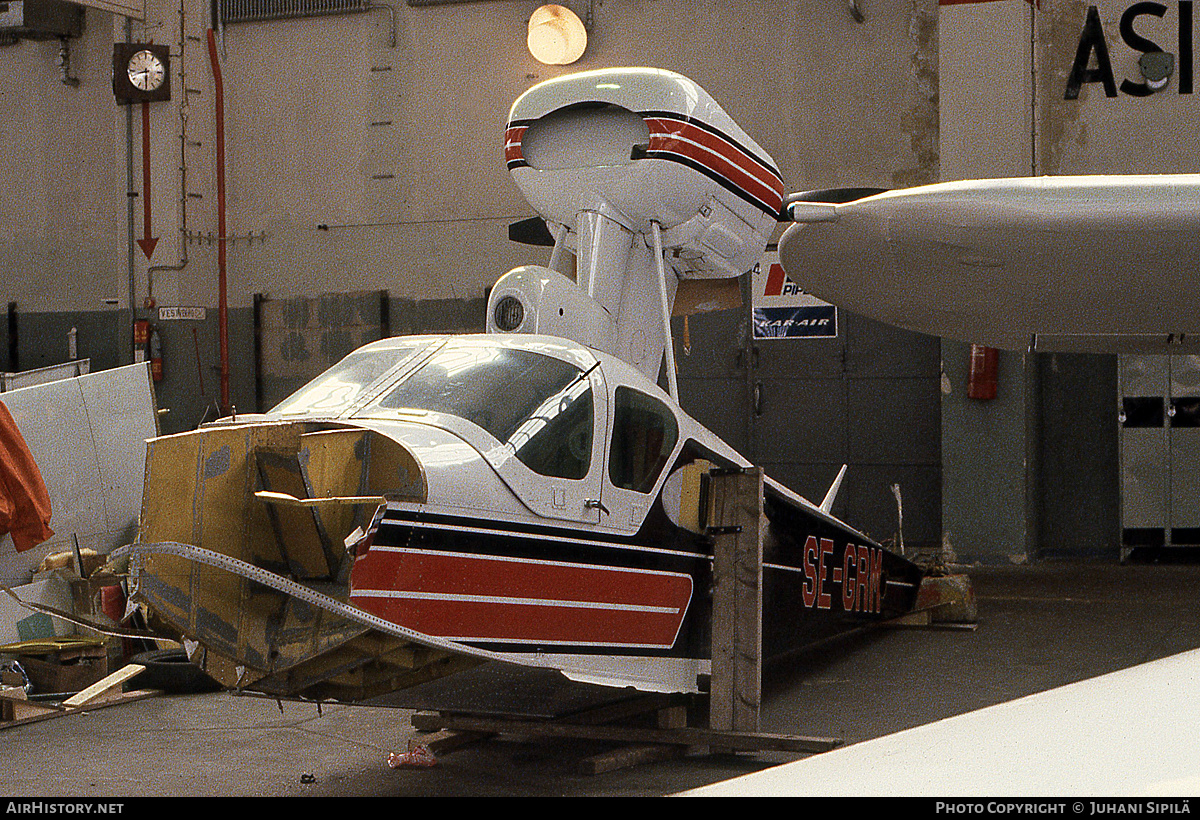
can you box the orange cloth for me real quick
[0,400,53,551]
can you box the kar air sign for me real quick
[1067,2,1195,98]
[751,253,838,340]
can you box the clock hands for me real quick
[129,60,163,91]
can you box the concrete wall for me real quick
[1037,0,1200,175]
[936,0,1200,562]
[1,0,946,515]
[0,19,126,314]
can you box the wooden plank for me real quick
[62,663,145,708]
[890,610,933,627]
[707,467,764,738]
[558,694,682,727]
[410,728,494,756]
[0,689,158,730]
[409,711,839,754]
[0,693,65,723]
[578,744,684,776]
[577,702,691,774]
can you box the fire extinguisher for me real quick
[149,324,163,382]
[133,319,149,364]
[967,344,998,400]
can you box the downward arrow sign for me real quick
[137,101,159,259]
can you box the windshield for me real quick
[369,344,580,438]
[270,340,422,417]
[364,342,595,478]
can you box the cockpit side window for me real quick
[510,378,593,480]
[608,386,679,493]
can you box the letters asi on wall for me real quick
[1067,1,1194,98]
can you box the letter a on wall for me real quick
[1066,5,1119,99]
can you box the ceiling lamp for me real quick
[527,4,587,65]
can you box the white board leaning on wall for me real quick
[0,363,158,587]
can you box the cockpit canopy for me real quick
[268,335,679,492]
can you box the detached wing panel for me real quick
[780,175,1200,351]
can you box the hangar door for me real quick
[674,299,942,557]
[1119,354,1200,556]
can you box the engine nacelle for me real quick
[505,67,783,279]
[487,265,616,354]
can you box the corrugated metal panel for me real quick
[220,0,370,23]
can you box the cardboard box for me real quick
[15,652,107,695]
[0,576,76,643]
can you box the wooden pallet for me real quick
[406,699,841,775]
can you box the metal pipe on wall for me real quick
[147,0,193,302]
[207,28,230,415]
[125,18,135,363]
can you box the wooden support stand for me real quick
[705,466,764,741]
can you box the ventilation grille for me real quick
[219,0,371,23]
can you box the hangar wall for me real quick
[9,0,1161,562]
[937,0,1198,563]
[0,0,947,555]
[2,0,940,315]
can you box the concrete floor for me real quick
[6,560,1200,797]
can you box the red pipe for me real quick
[207,29,230,415]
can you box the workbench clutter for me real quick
[0,552,196,728]
[1,636,109,696]
[0,654,150,729]
[0,545,151,717]
[0,556,132,728]
[0,546,134,647]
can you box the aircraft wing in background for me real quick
[779,175,1200,353]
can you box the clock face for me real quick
[127,49,166,92]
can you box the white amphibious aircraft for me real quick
[780,176,1200,353]
[125,68,924,713]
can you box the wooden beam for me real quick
[409,711,838,755]
[409,728,494,756]
[0,690,158,731]
[0,694,65,723]
[578,744,684,775]
[706,466,764,739]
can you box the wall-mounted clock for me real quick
[113,43,170,104]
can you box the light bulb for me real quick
[527,5,586,65]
